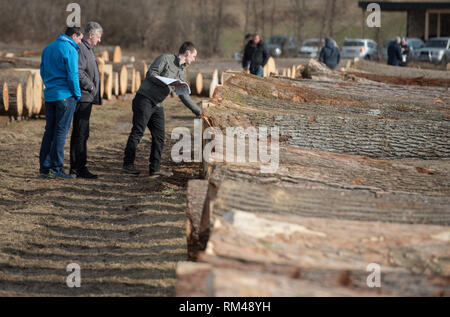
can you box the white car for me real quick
[341,39,379,60]
[415,37,450,64]
[298,39,325,59]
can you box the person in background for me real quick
[400,38,410,67]
[69,22,103,179]
[387,37,402,66]
[319,37,341,70]
[242,33,269,77]
[39,27,83,179]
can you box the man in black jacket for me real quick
[69,22,103,179]
[387,37,402,66]
[319,37,341,70]
[242,34,269,77]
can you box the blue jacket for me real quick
[40,34,81,102]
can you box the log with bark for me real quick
[0,81,8,115]
[189,71,203,95]
[102,64,113,100]
[134,69,141,92]
[2,82,23,119]
[263,57,276,77]
[113,72,119,97]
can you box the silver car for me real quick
[298,39,325,59]
[341,39,378,60]
[415,37,450,64]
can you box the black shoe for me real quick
[149,169,173,178]
[123,164,141,175]
[71,168,98,179]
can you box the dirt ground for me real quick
[0,95,202,296]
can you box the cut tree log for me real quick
[113,72,119,96]
[0,70,32,118]
[189,71,203,95]
[97,50,109,62]
[102,64,113,100]
[108,63,128,96]
[98,45,122,63]
[13,68,43,115]
[4,83,23,119]
[201,69,218,98]
[126,66,136,93]
[186,180,210,261]
[198,210,450,296]
[0,81,8,115]
[263,57,276,77]
[134,70,141,92]
[134,60,148,78]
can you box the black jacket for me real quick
[242,41,270,74]
[319,38,340,70]
[78,39,101,105]
[387,41,402,66]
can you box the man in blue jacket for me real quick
[39,27,83,179]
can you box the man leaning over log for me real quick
[39,27,83,179]
[69,22,103,179]
[122,42,201,177]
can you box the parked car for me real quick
[298,38,325,58]
[341,39,378,60]
[415,37,450,64]
[381,38,424,61]
[266,35,299,57]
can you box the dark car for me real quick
[266,35,299,57]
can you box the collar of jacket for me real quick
[57,33,80,50]
[81,38,93,50]
[174,54,186,69]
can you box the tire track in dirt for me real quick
[0,97,201,296]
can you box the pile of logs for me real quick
[176,71,450,296]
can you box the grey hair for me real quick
[85,21,103,36]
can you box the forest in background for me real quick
[0,0,408,57]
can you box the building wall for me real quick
[407,10,425,39]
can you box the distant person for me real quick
[242,33,269,77]
[387,37,402,66]
[319,37,341,70]
[400,38,410,67]
[69,22,103,179]
[39,27,83,179]
[122,42,201,177]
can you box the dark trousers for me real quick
[70,102,93,172]
[123,94,165,173]
[39,97,77,174]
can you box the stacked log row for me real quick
[0,70,31,118]
[14,68,43,115]
[176,72,450,296]
[97,45,122,63]
[109,63,128,96]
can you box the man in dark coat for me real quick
[319,37,341,70]
[387,37,402,66]
[69,22,103,179]
[242,34,269,77]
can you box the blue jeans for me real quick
[39,97,77,173]
[251,66,264,77]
